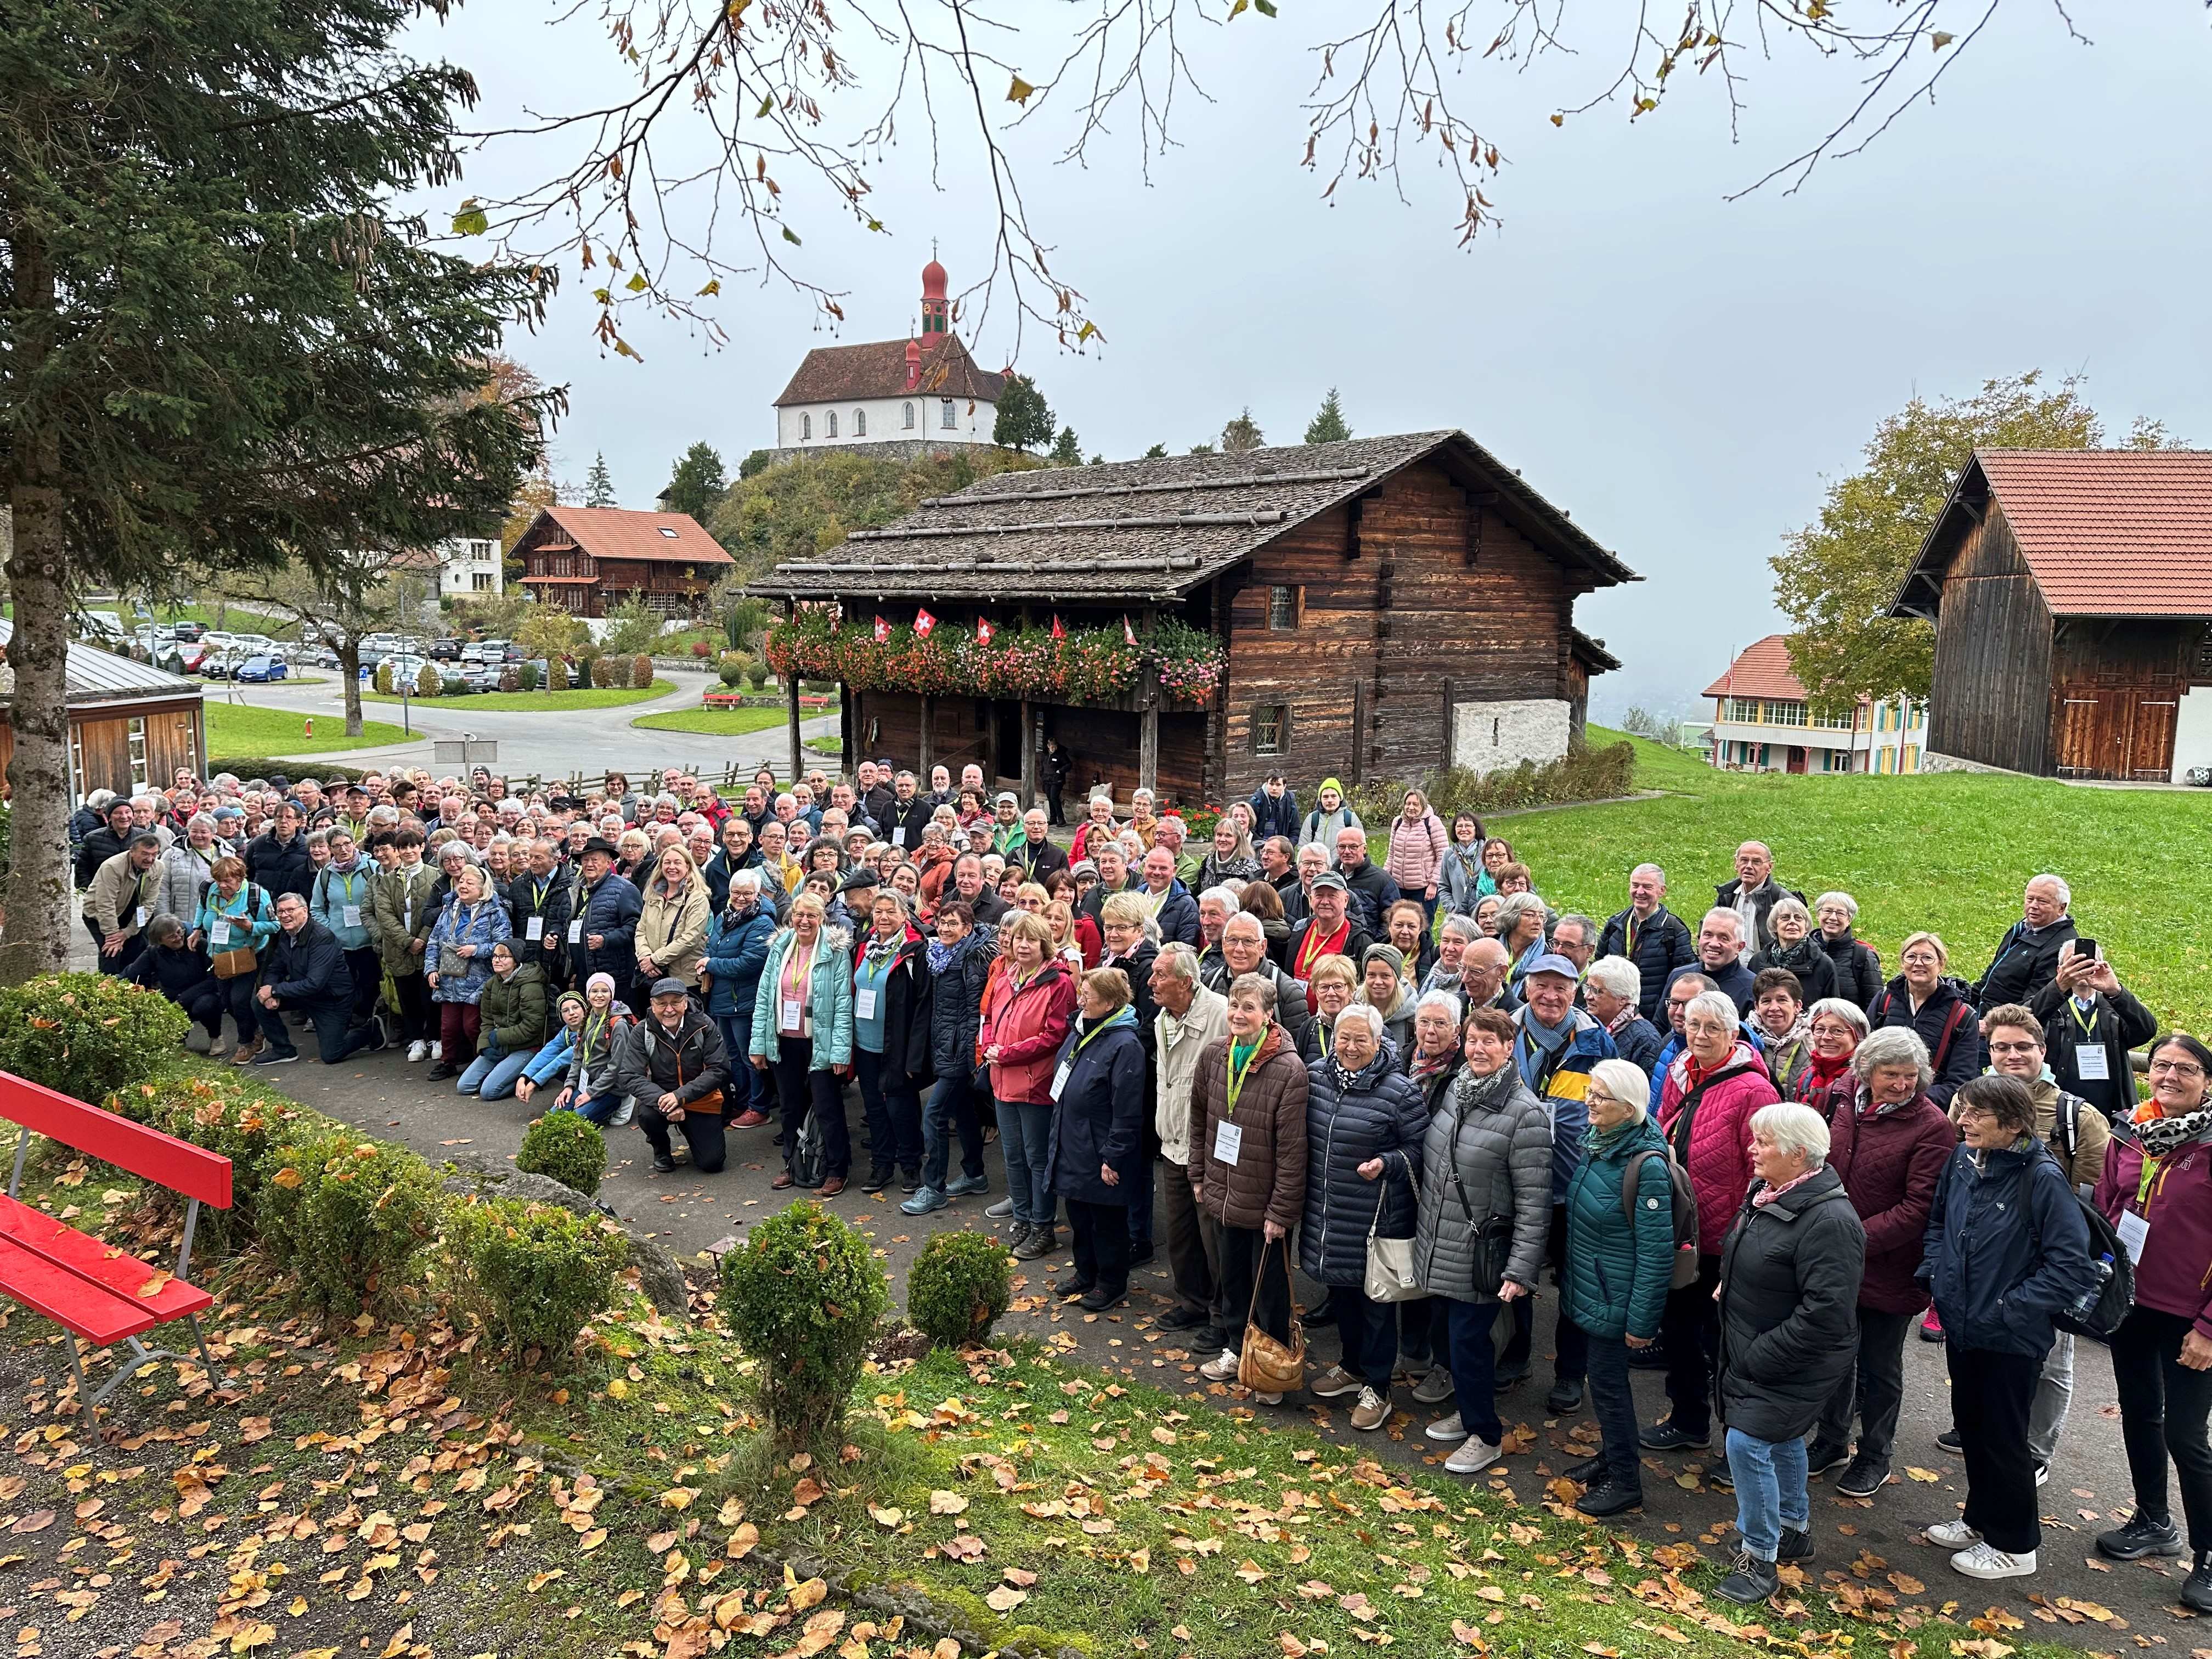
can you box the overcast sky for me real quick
[415,1,2211,718]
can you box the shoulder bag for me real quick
[211,884,265,980]
[1238,1238,1306,1395]
[1363,1178,1423,1302]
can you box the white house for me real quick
[1703,634,1927,775]
[771,257,1007,456]
[438,536,504,599]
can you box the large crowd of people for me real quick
[73,764,2212,1610]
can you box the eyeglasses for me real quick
[1988,1041,2043,1056]
[2151,1059,2208,1079]
[1955,1104,2000,1123]
[1585,1087,1618,1107]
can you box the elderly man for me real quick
[1584,956,1662,1072]
[1259,834,1298,894]
[1333,825,1400,936]
[1153,943,1230,1344]
[309,828,381,1031]
[882,771,930,850]
[84,830,165,974]
[246,800,313,901]
[1716,841,1804,950]
[253,892,385,1065]
[565,836,644,1003]
[1203,912,1314,1049]
[1550,913,1599,977]
[2029,941,2156,1120]
[617,977,733,1175]
[1008,808,1069,882]
[1457,935,1520,1016]
[1974,873,2079,1013]
[1498,952,1616,1409]
[1665,909,1757,1014]
[1155,816,1200,888]
[1287,871,1373,1006]
[1282,842,1330,926]
[1598,864,1695,1021]
[1135,847,1201,947]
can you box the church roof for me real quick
[772,334,1007,408]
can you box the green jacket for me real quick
[478,961,549,1056]
[1562,1116,1678,1342]
[372,861,442,975]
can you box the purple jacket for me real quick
[2096,1117,2212,1340]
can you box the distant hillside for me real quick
[715,447,1049,579]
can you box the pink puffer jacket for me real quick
[1384,810,1449,898]
[1658,1041,1781,1255]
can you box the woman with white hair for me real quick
[1750,896,1838,1006]
[159,811,232,922]
[1814,892,1884,1011]
[1709,1102,1866,1605]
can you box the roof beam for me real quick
[917,465,1372,509]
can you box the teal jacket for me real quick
[1562,1116,1678,1342]
[748,924,855,1070]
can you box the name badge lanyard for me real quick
[2070,1000,2101,1043]
[1224,1041,1263,1120]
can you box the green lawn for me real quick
[362,678,675,712]
[1504,725,2212,1030]
[206,701,410,756]
[631,704,787,736]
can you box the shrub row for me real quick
[1342,740,1639,827]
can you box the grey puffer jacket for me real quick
[1299,1042,1429,1287]
[1412,1066,1554,1305]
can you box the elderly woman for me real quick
[852,888,933,1194]
[1649,989,1781,1456]
[1383,900,1436,989]
[1564,1058,1676,1517]
[1359,944,1415,1054]
[904,900,997,1216]
[1815,892,1885,1011]
[749,889,857,1197]
[1437,814,1488,921]
[426,864,511,1080]
[1384,789,1449,922]
[1869,932,1978,1107]
[1920,1073,2094,1581]
[2092,1032,2212,1607]
[1751,897,1838,1007]
[1046,966,1149,1312]
[1237,878,1290,966]
[1473,894,1504,940]
[702,871,777,1127]
[1300,955,1362,1065]
[1711,1103,1867,1604]
[979,910,1080,1259]
[1796,997,1869,1104]
[1403,989,1464,1104]
[1495,893,1549,994]
[159,812,230,923]
[1195,817,1261,893]
[191,855,280,1063]
[1407,1008,1550,1471]
[1299,1002,1429,1430]
[1748,969,1812,1097]
[125,913,225,1049]
[1584,955,1663,1073]
[1421,913,1479,998]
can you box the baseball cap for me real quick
[1525,953,1582,981]
[1310,871,1350,893]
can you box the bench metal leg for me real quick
[185,1313,217,1378]
[61,1332,88,1406]
[87,1336,171,1407]
[58,1329,215,1412]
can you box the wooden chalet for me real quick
[514,506,732,619]
[754,432,1637,804]
[1889,449,2212,782]
[0,622,206,803]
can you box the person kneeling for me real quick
[618,978,731,1174]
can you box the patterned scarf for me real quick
[1453,1062,1519,1117]
[2132,1102,2212,1158]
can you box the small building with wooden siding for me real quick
[754,432,1637,805]
[514,505,732,619]
[0,621,205,804]
[1889,449,2212,782]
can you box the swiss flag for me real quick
[1051,614,1065,641]
[872,614,889,643]
[977,617,995,646]
[1122,614,1138,647]
[914,608,936,637]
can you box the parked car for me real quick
[430,637,466,661]
[381,653,431,687]
[170,622,207,642]
[233,655,289,683]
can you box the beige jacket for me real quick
[84,850,161,937]
[636,873,712,986]
[1154,983,1229,1166]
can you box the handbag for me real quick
[211,946,258,980]
[1237,1237,1306,1394]
[1363,1182,1422,1304]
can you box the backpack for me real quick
[1621,1144,1702,1290]
[2009,1139,2133,1342]
[787,1105,827,1190]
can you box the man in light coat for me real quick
[1152,943,1229,1349]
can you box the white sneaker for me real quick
[1424,1412,1468,1443]
[1445,1437,1502,1476]
[406,1040,428,1063]
[2034,1463,2050,1487]
[1951,1542,2036,1579]
[1254,1391,1284,1406]
[430,1040,443,1061]
[1199,1351,1240,1383]
[1925,1519,1981,1549]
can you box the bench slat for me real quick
[0,1235,167,1346]
[0,1072,233,1209]
[0,1195,212,1323]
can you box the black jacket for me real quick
[1666,955,1757,1016]
[1197,951,1313,1052]
[1045,1011,1148,1208]
[1715,877,1806,951]
[1098,939,1161,1064]
[1008,835,1069,883]
[506,870,568,980]
[927,926,998,1082]
[1867,975,1980,1108]
[76,822,131,889]
[1597,905,1694,1022]
[1609,1014,1666,1075]
[887,795,935,850]
[125,942,217,1003]
[614,1006,731,1107]
[565,869,645,988]
[1817,929,1884,1011]
[2030,978,2156,1121]
[1974,916,2079,1012]
[1750,938,1838,1007]
[262,918,353,1008]
[245,831,314,902]
[1713,1166,1866,1442]
[1921,1136,2093,1359]
[1338,860,1401,936]
[1248,787,1301,844]
[852,928,934,1085]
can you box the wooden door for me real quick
[1786,746,1807,775]
[2130,696,2179,781]
[2053,692,2119,777]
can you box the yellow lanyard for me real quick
[1226,1042,1262,1118]
[2137,1150,2163,1211]
[2070,1000,2100,1041]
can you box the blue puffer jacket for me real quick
[701,903,776,1019]
[1299,1041,1429,1287]
[1920,1136,2094,1359]
[427,896,511,1006]
[927,925,998,1081]
[566,870,644,989]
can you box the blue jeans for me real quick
[922,1074,985,1189]
[1334,1285,1400,1393]
[460,1045,537,1099]
[1725,1427,1808,1562]
[569,1090,624,1127]
[716,1015,770,1116]
[996,1098,1055,1226]
[1443,1299,1503,1444]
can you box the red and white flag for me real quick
[914,608,936,637]
[872,614,889,643]
[1050,614,1065,641]
[1122,614,1138,647]
[977,617,995,646]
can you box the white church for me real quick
[770,257,1007,459]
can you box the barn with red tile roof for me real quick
[1889,448,2212,781]
[514,505,732,619]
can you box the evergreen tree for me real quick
[1143,443,1169,459]
[585,452,618,506]
[1048,425,1082,466]
[0,0,550,974]
[1304,388,1352,444]
[992,374,1055,452]
[662,441,727,520]
[1221,408,1265,453]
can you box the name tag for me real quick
[2075,1044,2111,1082]
[781,997,803,1032]
[855,987,877,1021]
[1051,1061,1072,1101]
[891,828,906,847]
[526,916,544,941]
[568,918,584,944]
[2118,1209,2149,1265]
[341,904,362,929]
[1213,1120,1244,1167]
[134,906,149,928]
[210,920,231,946]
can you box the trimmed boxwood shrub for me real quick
[413,662,441,698]
[454,1197,623,1363]
[374,661,396,695]
[516,659,540,692]
[720,1202,887,1445]
[516,1110,607,1197]
[0,973,189,1105]
[258,1131,442,1321]
[906,1230,1013,1350]
[630,652,653,687]
[745,662,769,690]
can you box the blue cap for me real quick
[1525,953,1582,981]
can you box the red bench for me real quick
[1,1071,232,1408]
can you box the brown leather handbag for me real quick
[1237,1237,1306,1395]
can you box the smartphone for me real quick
[2074,938,2099,961]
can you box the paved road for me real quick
[218,1029,2195,1643]
[213,669,837,778]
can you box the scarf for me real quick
[863,930,905,969]
[2132,1101,2212,1158]
[1804,1048,1853,1095]
[1585,1114,1640,1159]
[927,937,955,974]
[1454,1062,1518,1117]
[1409,1044,1456,1087]
[1753,1167,1819,1207]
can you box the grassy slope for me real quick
[362,679,676,712]
[631,706,788,736]
[1511,726,2212,1030]
[206,701,410,756]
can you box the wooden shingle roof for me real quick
[772,335,1008,407]
[753,431,1638,602]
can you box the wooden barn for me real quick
[0,622,206,803]
[514,505,732,619]
[754,432,1637,805]
[1889,449,2212,782]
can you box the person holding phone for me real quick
[2029,940,2158,1121]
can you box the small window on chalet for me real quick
[1253,704,1288,757]
[940,398,956,430]
[472,572,493,592]
[1267,586,1301,630]
[658,526,679,538]
[854,408,866,437]
[826,410,838,438]
[903,401,916,430]
[801,413,811,439]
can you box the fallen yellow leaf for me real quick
[929,1489,969,1515]
[984,1584,1029,1612]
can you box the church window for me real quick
[902,401,915,430]
[854,408,866,437]
[940,399,955,430]
[826,410,838,438]
[800,413,811,439]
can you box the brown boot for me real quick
[230,1043,255,1065]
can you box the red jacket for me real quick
[1659,1040,1780,1255]
[2096,1118,2212,1340]
[1819,1080,1956,1314]
[978,960,1077,1105]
